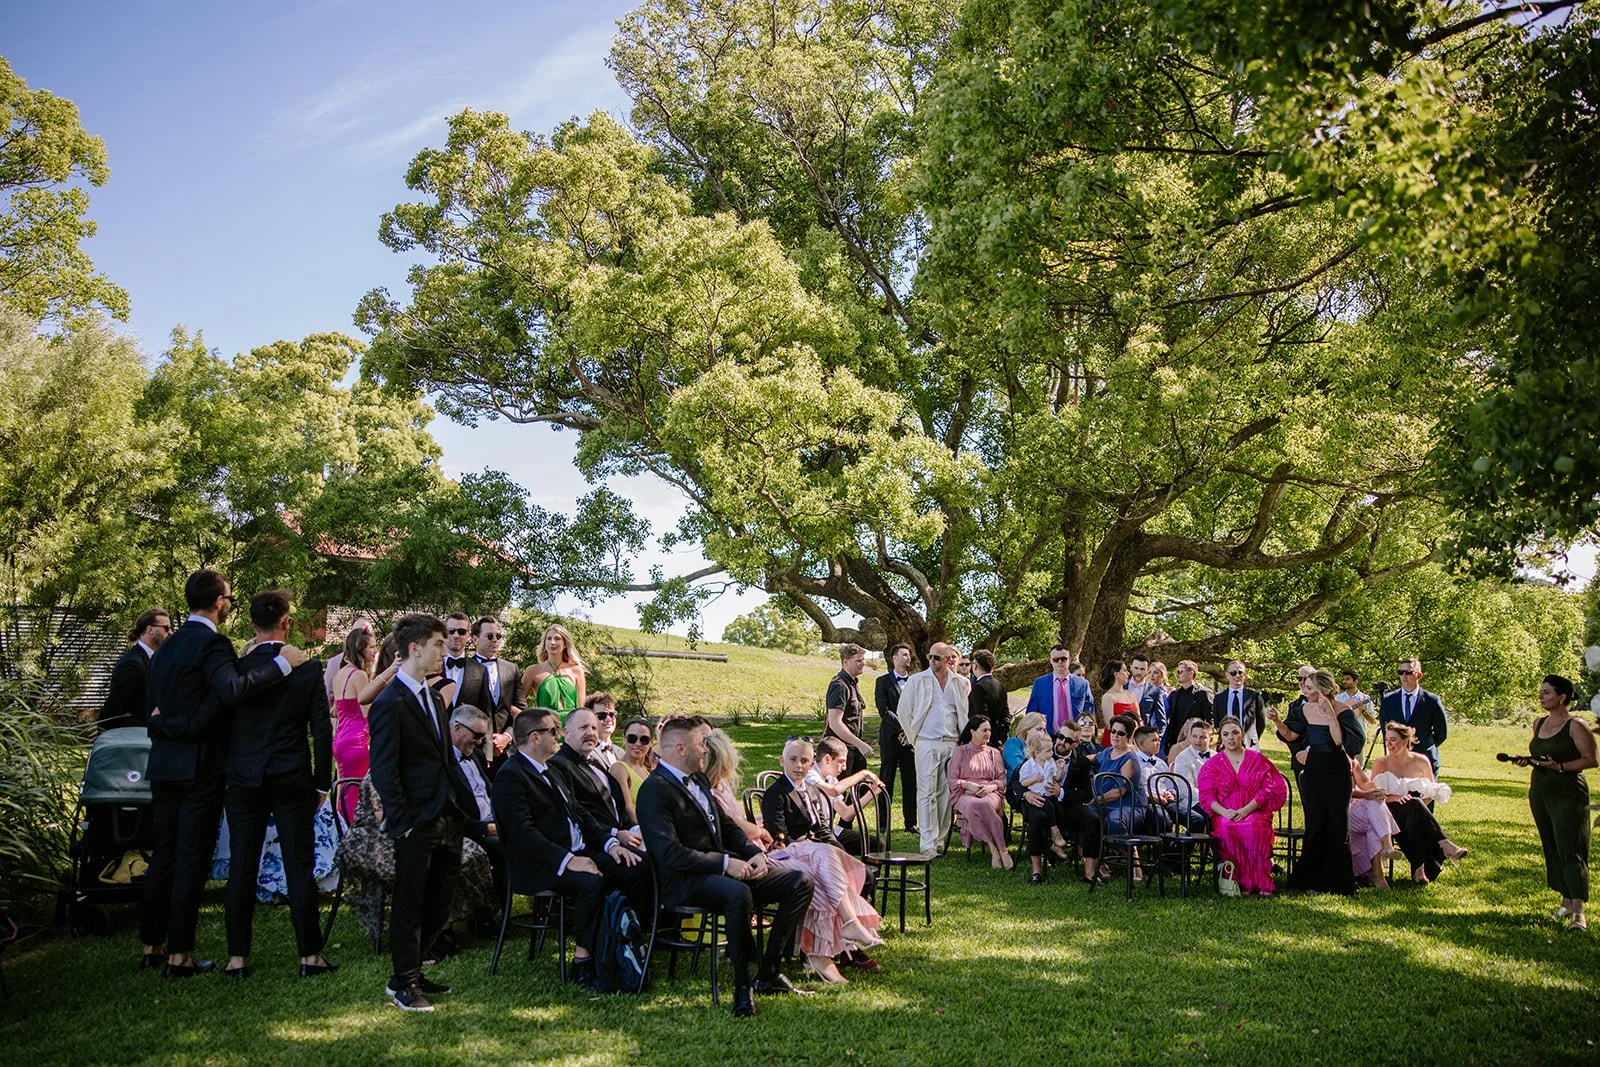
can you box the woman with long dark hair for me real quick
[1286,670,1363,895]
[1527,674,1595,931]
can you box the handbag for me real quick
[1217,859,1241,897]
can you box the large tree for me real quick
[359,0,1574,680]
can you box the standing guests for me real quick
[967,649,1009,748]
[637,715,815,1017]
[874,643,918,835]
[454,616,525,768]
[1138,662,1171,754]
[323,617,372,704]
[1216,661,1265,747]
[824,643,874,777]
[331,625,380,823]
[1371,722,1467,884]
[368,613,476,1012]
[1285,670,1363,895]
[99,607,170,729]
[1380,658,1449,773]
[523,623,586,721]
[948,717,1013,869]
[1161,661,1213,755]
[1025,645,1091,735]
[1197,718,1287,895]
[439,613,473,695]
[1098,662,1138,743]
[142,569,306,976]
[221,590,336,979]
[899,641,970,855]
[1525,674,1595,931]
[492,707,649,988]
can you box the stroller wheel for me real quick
[70,903,109,937]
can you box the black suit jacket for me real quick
[452,657,526,736]
[226,644,333,790]
[1163,685,1215,752]
[637,765,760,906]
[874,671,907,733]
[490,752,612,893]
[760,773,840,847]
[146,620,288,783]
[368,675,475,840]
[969,675,1009,736]
[1379,688,1448,756]
[1214,686,1265,744]
[550,743,628,831]
[99,643,153,728]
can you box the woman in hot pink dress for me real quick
[330,627,376,823]
[1198,717,1287,895]
[949,718,1013,868]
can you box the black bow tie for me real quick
[1196,750,1213,761]
[476,656,497,665]
[445,657,466,670]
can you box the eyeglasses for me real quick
[480,633,504,641]
[786,734,814,743]
[447,628,469,636]
[528,725,560,737]
[1397,669,1415,676]
[596,710,617,720]
[1110,729,1129,738]
[624,733,651,744]
[220,594,235,604]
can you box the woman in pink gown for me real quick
[949,718,1014,868]
[1198,717,1287,895]
[330,627,376,823]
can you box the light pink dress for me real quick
[948,742,1008,852]
[1198,748,1287,895]
[1348,797,1399,877]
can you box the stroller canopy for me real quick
[80,727,152,804]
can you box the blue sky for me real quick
[7,0,768,637]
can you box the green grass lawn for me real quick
[3,723,1596,1065]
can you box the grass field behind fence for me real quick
[2,722,1596,1066]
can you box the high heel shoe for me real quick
[299,960,340,977]
[841,920,884,949]
[805,955,849,984]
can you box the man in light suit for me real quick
[1024,644,1092,734]
[1379,657,1448,772]
[899,641,970,855]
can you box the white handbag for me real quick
[1218,859,1241,897]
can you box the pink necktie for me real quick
[1055,677,1069,729]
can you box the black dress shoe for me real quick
[223,966,250,981]
[571,958,597,988]
[163,959,216,978]
[732,985,756,1018]
[299,961,340,977]
[140,952,164,970]
[1027,872,1046,886]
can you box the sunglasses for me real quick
[1050,656,1069,664]
[447,628,469,636]
[786,734,814,743]
[596,711,617,720]
[456,725,486,742]
[1110,730,1129,738]
[929,654,945,661]
[1227,669,1244,676]
[1397,669,1415,676]
[527,725,560,737]
[480,633,504,641]
[625,733,651,744]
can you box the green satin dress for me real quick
[535,672,578,719]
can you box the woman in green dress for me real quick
[520,623,586,720]
[1527,674,1596,932]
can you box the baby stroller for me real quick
[55,727,153,936]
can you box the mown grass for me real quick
[2,723,1595,1066]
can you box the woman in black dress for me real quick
[1527,675,1596,932]
[1287,670,1364,894]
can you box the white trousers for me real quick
[915,737,956,855]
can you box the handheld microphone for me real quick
[1497,752,1538,767]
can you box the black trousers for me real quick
[1288,751,1355,895]
[1059,801,1102,856]
[1390,797,1446,881]
[224,774,321,957]
[879,722,917,830]
[683,867,813,986]
[389,815,464,990]
[466,821,506,907]
[1023,797,1065,857]
[551,847,651,953]
[141,776,224,954]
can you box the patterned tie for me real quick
[1055,676,1069,729]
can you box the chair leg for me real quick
[923,862,932,925]
[708,912,720,1006]
[489,883,512,976]
[556,897,566,983]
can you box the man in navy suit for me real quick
[141,569,307,977]
[1024,645,1092,734]
[99,607,170,730]
[368,612,476,1012]
[1379,657,1449,772]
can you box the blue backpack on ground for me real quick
[593,890,648,994]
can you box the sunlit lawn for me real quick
[2,723,1596,1065]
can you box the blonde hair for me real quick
[1148,661,1168,685]
[541,623,585,670]
[1309,670,1338,699]
[1013,711,1046,741]
[703,728,743,792]
[1026,731,1054,762]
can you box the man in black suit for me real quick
[452,616,525,769]
[141,569,307,977]
[1160,659,1214,754]
[439,612,473,694]
[637,714,814,1017]
[446,705,505,906]
[221,590,337,979]
[1214,660,1265,747]
[551,706,644,846]
[99,607,171,730]
[968,648,1009,749]
[492,707,649,987]
[1379,657,1449,772]
[368,613,476,1013]
[874,642,917,834]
